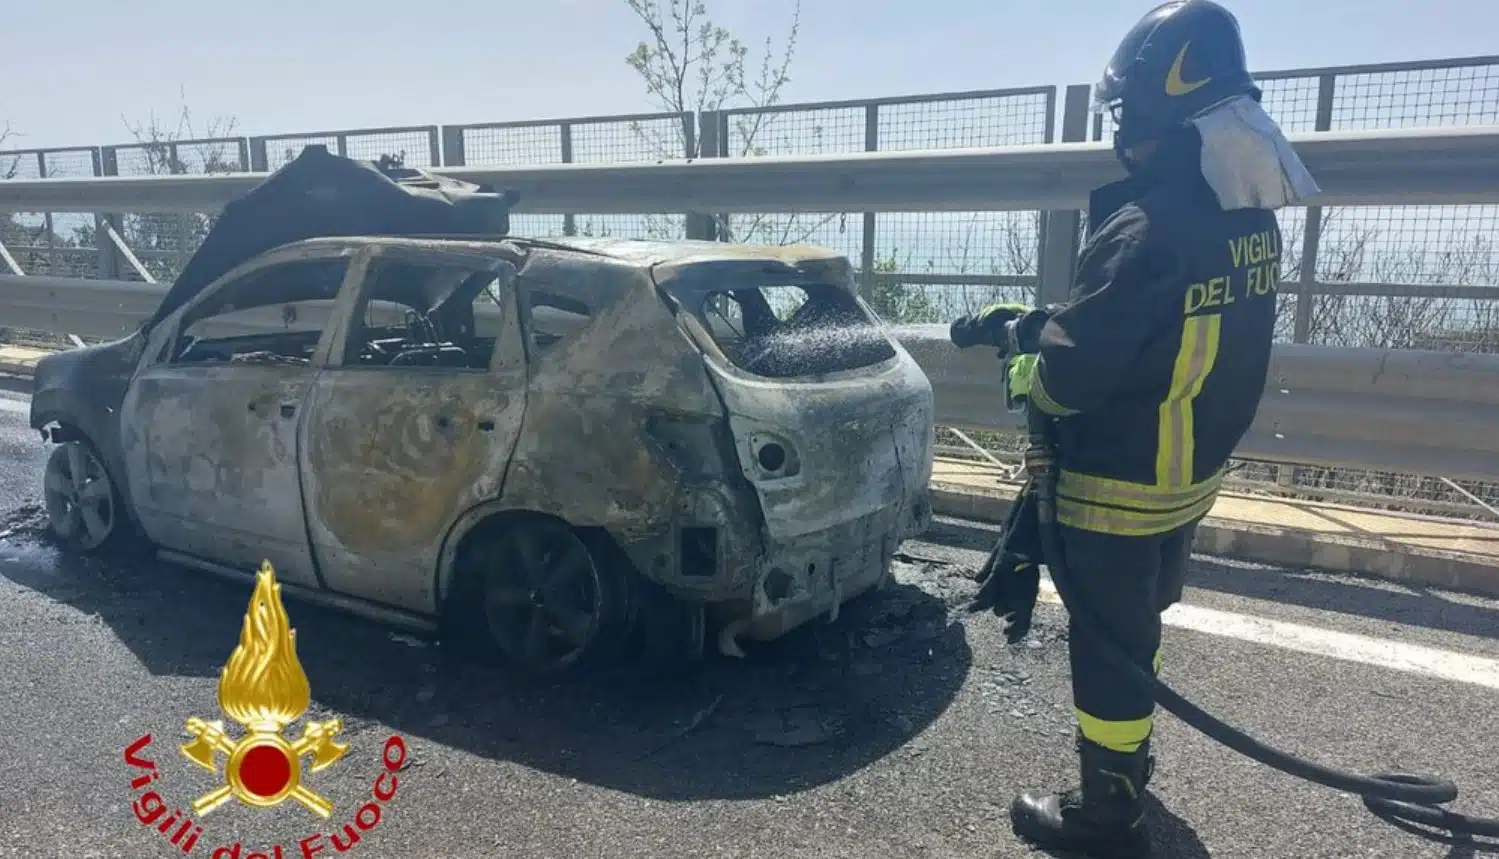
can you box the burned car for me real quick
[29,147,935,675]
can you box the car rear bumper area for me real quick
[717,495,930,653]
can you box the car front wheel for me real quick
[42,439,129,553]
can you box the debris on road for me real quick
[752,706,838,748]
[0,502,49,544]
[633,693,725,761]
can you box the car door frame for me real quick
[295,241,530,615]
[120,240,369,587]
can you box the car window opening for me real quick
[700,283,895,378]
[167,259,349,367]
[521,281,595,353]
[344,259,504,371]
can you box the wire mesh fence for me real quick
[102,136,252,287]
[716,87,1056,309]
[0,147,101,280]
[443,111,693,239]
[0,147,105,349]
[1,54,1487,319]
[251,125,440,172]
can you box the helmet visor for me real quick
[1091,79,1126,123]
[1091,65,1129,115]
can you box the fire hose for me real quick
[996,357,1499,847]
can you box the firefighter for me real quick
[948,2,1320,856]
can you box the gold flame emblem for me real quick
[180,561,349,818]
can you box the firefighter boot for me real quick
[1009,734,1155,858]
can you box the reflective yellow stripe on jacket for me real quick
[1056,313,1223,537]
[1157,314,1221,488]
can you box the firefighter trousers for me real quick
[1057,518,1200,754]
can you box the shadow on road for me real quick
[1147,795,1214,859]
[925,516,1499,642]
[0,528,974,804]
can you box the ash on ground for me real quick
[0,502,52,545]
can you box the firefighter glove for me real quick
[971,555,1042,644]
[1003,307,1053,355]
[949,302,1031,350]
[968,485,1044,643]
[1006,353,1038,400]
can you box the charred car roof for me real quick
[151,145,520,330]
[511,237,858,292]
[155,144,856,333]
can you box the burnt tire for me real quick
[445,516,634,679]
[41,438,142,555]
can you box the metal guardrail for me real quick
[2,126,1498,215]
[5,274,1499,488]
[897,324,1499,486]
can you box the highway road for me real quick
[1,383,1497,859]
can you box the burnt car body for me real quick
[30,148,935,675]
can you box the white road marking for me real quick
[1036,578,1499,692]
[0,398,28,415]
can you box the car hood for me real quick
[31,332,145,423]
[148,146,520,333]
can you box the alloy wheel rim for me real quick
[43,442,115,550]
[482,524,603,672]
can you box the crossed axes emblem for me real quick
[180,715,349,818]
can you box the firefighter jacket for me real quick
[1025,153,1282,537]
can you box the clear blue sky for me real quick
[2,0,1496,150]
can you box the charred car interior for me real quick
[700,281,898,379]
[29,145,935,677]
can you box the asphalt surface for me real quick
[1,384,1498,859]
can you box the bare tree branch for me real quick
[623,0,823,245]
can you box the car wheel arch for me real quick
[31,409,81,438]
[434,501,595,612]
[31,407,147,545]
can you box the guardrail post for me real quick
[1034,85,1091,306]
[559,123,577,237]
[95,147,123,280]
[859,103,879,300]
[1279,72,1338,488]
[34,152,56,275]
[681,111,698,159]
[686,111,723,241]
[169,142,195,275]
[249,138,269,173]
[1292,73,1337,344]
[441,127,466,167]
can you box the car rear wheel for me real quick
[471,518,630,677]
[42,439,127,553]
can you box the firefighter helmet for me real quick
[1094,1,1261,157]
